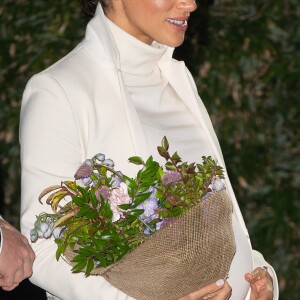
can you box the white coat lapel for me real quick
[89,4,150,161]
[158,58,225,166]
[159,58,250,237]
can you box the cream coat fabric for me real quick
[20,4,278,300]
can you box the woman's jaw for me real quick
[105,0,197,47]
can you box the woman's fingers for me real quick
[179,279,232,300]
[245,267,273,300]
[245,266,272,286]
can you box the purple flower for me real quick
[95,185,111,201]
[82,177,93,186]
[137,189,162,235]
[162,171,181,186]
[74,159,93,180]
[137,198,158,218]
[110,171,123,188]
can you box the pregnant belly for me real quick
[227,215,253,300]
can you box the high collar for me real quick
[84,4,174,71]
[106,18,167,75]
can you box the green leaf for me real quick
[71,259,87,273]
[85,259,94,276]
[55,243,66,261]
[162,136,169,150]
[134,191,152,203]
[118,203,132,210]
[129,209,144,217]
[90,190,99,209]
[122,175,137,189]
[171,151,181,164]
[165,162,176,171]
[93,238,106,250]
[128,156,144,165]
[72,195,85,206]
[77,185,89,200]
[85,209,98,219]
[76,205,92,217]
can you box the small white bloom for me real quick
[95,153,105,162]
[30,229,39,242]
[212,178,225,192]
[39,222,52,239]
[52,226,64,239]
[103,159,114,167]
[39,222,50,234]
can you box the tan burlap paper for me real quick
[64,190,236,300]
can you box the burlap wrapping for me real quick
[64,190,236,299]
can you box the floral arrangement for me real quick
[31,136,226,277]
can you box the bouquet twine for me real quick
[64,190,236,300]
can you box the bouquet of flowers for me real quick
[31,137,236,300]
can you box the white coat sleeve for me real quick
[20,73,134,300]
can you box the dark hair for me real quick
[80,0,110,20]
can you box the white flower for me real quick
[52,226,64,239]
[30,229,39,242]
[109,182,132,222]
[212,178,225,192]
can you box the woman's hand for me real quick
[178,279,232,300]
[245,267,273,300]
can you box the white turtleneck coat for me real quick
[19,4,278,300]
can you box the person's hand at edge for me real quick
[0,218,35,291]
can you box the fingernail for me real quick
[216,279,224,287]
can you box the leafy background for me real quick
[0,0,299,298]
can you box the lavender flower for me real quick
[162,171,181,186]
[137,197,158,218]
[95,185,111,201]
[82,177,93,186]
[110,171,123,188]
[137,188,161,234]
[74,159,93,180]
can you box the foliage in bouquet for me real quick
[31,137,225,276]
